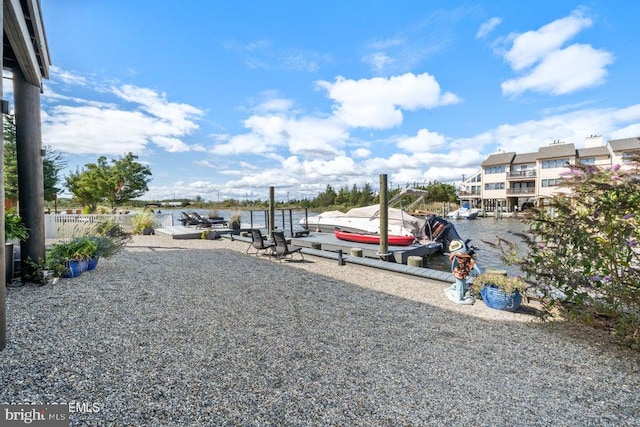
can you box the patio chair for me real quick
[189,212,218,229]
[179,212,200,227]
[272,231,304,262]
[245,229,275,257]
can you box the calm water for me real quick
[165,209,528,274]
[424,216,528,274]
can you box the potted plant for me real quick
[5,209,29,284]
[50,237,98,278]
[471,272,528,312]
[208,210,224,221]
[24,256,65,285]
[131,209,156,235]
[200,229,221,240]
[229,211,242,230]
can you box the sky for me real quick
[16,0,640,201]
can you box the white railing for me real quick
[44,213,173,239]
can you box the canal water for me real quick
[165,209,528,275]
[424,216,528,275]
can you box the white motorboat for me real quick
[299,203,474,254]
[446,208,480,220]
[300,205,421,237]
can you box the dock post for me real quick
[407,256,423,268]
[338,250,345,266]
[378,174,390,261]
[350,248,363,257]
[268,186,275,238]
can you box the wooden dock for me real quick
[291,232,442,264]
[155,223,260,239]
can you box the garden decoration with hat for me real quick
[445,239,480,305]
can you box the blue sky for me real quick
[23,1,640,201]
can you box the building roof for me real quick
[537,143,576,159]
[512,152,538,164]
[608,137,640,152]
[577,146,610,157]
[3,0,51,84]
[481,152,515,167]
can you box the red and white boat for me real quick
[334,228,416,246]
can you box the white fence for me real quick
[44,213,174,239]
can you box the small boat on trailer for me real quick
[334,228,417,246]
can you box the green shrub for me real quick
[5,209,28,241]
[131,209,155,234]
[515,161,640,349]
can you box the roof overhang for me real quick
[3,0,51,85]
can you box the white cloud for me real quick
[484,104,640,153]
[360,7,471,74]
[255,98,294,113]
[42,76,205,156]
[317,73,460,129]
[42,106,150,154]
[351,148,372,158]
[151,136,190,152]
[502,44,613,96]
[194,160,216,168]
[214,114,347,159]
[497,8,612,96]
[503,8,592,70]
[476,17,502,39]
[112,84,204,134]
[223,38,331,72]
[396,128,447,153]
[362,52,394,70]
[50,65,89,86]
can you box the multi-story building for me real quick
[458,136,640,212]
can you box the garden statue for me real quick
[445,240,479,305]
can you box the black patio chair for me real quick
[246,229,275,258]
[189,212,217,229]
[272,231,304,262]
[179,212,200,227]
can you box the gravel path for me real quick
[1,235,638,426]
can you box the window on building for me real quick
[541,158,569,169]
[622,152,638,163]
[579,158,595,165]
[484,166,506,174]
[484,182,505,190]
[541,178,562,187]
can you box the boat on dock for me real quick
[446,207,481,220]
[334,228,417,246]
[300,201,473,255]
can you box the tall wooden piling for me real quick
[379,174,389,260]
[268,186,275,238]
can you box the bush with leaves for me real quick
[512,160,639,348]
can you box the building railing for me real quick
[507,170,536,179]
[506,187,536,195]
[458,190,482,196]
[44,213,173,239]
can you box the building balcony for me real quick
[458,190,481,197]
[508,170,536,180]
[506,187,536,195]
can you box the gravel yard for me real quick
[1,235,638,426]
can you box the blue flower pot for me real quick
[87,257,99,271]
[63,259,83,278]
[481,284,522,312]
